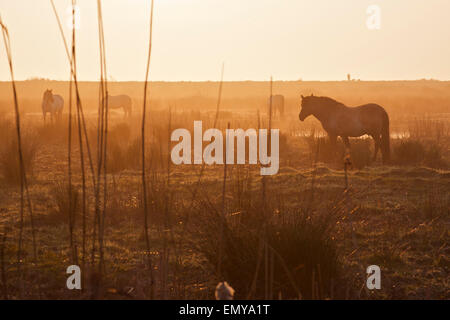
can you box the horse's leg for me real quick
[342,136,350,149]
[372,134,380,161]
[341,136,354,166]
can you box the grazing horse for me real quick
[299,94,390,163]
[103,94,132,117]
[268,94,285,118]
[42,89,64,123]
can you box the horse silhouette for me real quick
[268,94,285,118]
[103,94,132,117]
[299,94,390,163]
[42,89,64,123]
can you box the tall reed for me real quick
[96,0,109,281]
[50,1,99,271]
[141,0,155,298]
[0,15,38,297]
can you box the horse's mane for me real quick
[305,96,347,114]
[314,96,345,107]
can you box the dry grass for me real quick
[52,182,80,224]
[0,114,448,299]
[393,139,447,168]
[0,128,39,185]
[195,201,341,299]
[304,133,373,169]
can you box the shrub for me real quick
[195,205,340,299]
[393,140,425,165]
[347,139,372,169]
[0,131,39,185]
[305,134,335,165]
[393,139,447,168]
[305,134,372,168]
[424,142,447,168]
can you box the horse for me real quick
[103,94,132,117]
[299,94,390,163]
[268,94,285,118]
[42,89,64,123]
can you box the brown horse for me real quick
[299,94,390,163]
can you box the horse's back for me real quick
[353,103,388,118]
[108,94,132,106]
[346,103,388,134]
[54,95,64,104]
[110,94,131,102]
[354,103,384,110]
[53,95,64,111]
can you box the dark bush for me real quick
[393,139,447,168]
[393,140,425,165]
[195,204,340,299]
[0,131,39,184]
[305,135,372,169]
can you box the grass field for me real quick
[0,80,448,299]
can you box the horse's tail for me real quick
[381,110,390,164]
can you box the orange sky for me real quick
[1,0,450,81]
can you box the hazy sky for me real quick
[1,0,450,81]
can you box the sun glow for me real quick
[0,0,450,81]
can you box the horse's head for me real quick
[42,89,54,106]
[299,94,316,121]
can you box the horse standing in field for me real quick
[103,94,132,118]
[299,94,390,163]
[42,89,64,123]
[268,94,285,118]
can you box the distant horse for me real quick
[42,89,64,123]
[103,94,132,117]
[268,95,285,118]
[299,94,390,163]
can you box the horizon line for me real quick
[1,78,449,83]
